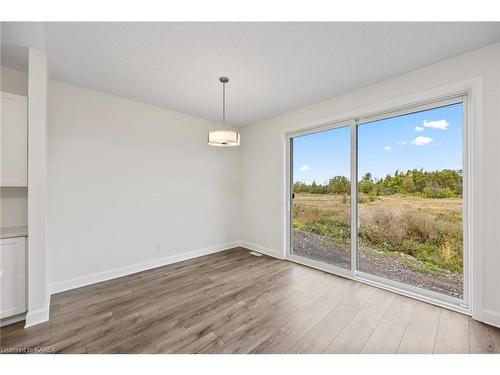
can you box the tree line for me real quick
[293,169,463,198]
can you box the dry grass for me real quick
[293,193,463,274]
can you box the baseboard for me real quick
[48,241,240,295]
[238,241,284,259]
[25,294,50,328]
[483,309,500,328]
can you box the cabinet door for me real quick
[1,92,28,186]
[0,237,26,318]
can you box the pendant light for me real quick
[208,77,240,147]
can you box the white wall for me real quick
[239,43,500,325]
[26,48,49,327]
[1,66,28,228]
[47,81,240,287]
[1,66,28,96]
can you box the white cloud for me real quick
[410,136,433,146]
[422,119,450,130]
[299,165,311,171]
[397,141,407,145]
[415,126,424,132]
[383,146,392,151]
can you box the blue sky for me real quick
[293,103,463,184]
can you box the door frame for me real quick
[283,78,483,317]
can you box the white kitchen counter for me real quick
[0,225,28,239]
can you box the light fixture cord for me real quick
[222,80,226,125]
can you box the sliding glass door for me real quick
[289,95,467,307]
[290,125,351,270]
[356,101,465,300]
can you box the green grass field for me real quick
[293,193,463,275]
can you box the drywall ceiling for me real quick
[2,22,500,127]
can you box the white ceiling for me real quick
[2,22,500,127]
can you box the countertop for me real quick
[0,225,28,239]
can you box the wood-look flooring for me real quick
[1,247,499,354]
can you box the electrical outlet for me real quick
[155,241,161,251]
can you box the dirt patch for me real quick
[292,229,463,299]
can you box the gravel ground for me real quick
[292,230,463,299]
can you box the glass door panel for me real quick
[291,125,351,270]
[357,103,464,299]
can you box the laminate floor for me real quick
[1,248,499,354]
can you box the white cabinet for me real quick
[0,236,26,318]
[1,92,28,186]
